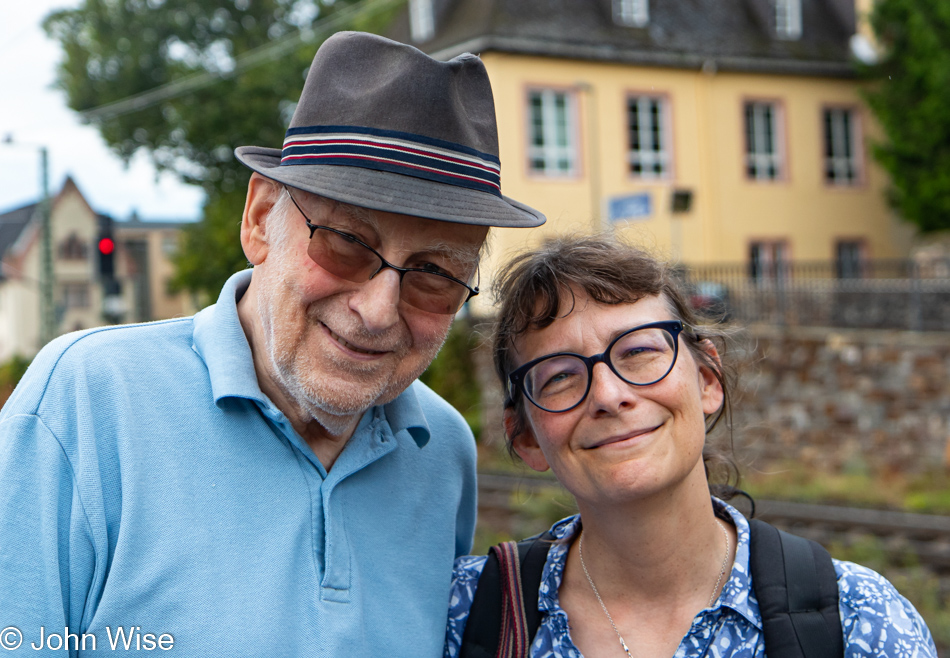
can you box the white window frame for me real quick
[835,239,866,279]
[409,0,435,43]
[775,0,802,39]
[744,101,784,181]
[57,232,89,261]
[614,0,649,27]
[824,108,861,186]
[749,240,789,283]
[61,282,91,310]
[527,89,577,176]
[162,234,178,256]
[627,95,670,179]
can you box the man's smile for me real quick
[322,322,389,356]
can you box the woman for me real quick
[445,236,935,657]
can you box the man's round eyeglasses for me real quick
[286,187,479,315]
[507,321,685,413]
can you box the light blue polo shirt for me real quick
[0,270,477,657]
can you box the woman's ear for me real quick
[241,174,281,266]
[696,339,725,416]
[505,408,550,473]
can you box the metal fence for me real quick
[681,258,950,331]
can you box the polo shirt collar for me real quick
[383,384,431,448]
[192,269,267,406]
[193,269,432,448]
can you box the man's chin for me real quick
[308,390,377,417]
[291,372,392,417]
[308,406,367,437]
[274,346,431,430]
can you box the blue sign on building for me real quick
[607,193,652,223]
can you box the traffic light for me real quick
[97,215,115,278]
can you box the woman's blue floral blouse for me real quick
[445,499,937,657]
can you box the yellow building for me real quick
[388,0,913,310]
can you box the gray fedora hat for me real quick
[235,31,545,228]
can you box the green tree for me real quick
[173,186,251,304]
[0,355,31,407]
[863,0,950,233]
[420,320,483,439]
[43,0,405,299]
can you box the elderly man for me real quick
[0,32,543,656]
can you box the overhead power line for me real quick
[81,0,404,123]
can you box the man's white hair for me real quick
[262,186,296,249]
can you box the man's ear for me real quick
[505,408,550,473]
[241,173,282,266]
[697,340,725,416]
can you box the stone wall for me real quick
[731,326,950,474]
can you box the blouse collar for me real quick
[536,498,761,630]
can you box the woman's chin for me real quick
[569,455,706,509]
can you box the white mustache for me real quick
[309,308,407,354]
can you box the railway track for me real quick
[477,471,950,572]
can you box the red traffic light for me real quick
[98,237,115,255]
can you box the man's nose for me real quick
[348,267,402,333]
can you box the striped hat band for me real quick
[280,125,502,197]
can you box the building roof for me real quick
[0,202,37,279]
[0,196,192,256]
[115,216,196,232]
[388,0,856,77]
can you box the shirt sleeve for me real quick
[444,554,488,658]
[836,560,938,657]
[0,412,98,641]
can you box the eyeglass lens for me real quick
[522,326,677,412]
[306,227,470,315]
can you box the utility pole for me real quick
[2,135,55,347]
[39,146,54,346]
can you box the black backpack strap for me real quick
[516,531,553,640]
[459,546,502,658]
[460,531,554,658]
[749,519,844,658]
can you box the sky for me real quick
[0,1,204,221]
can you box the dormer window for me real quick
[409,0,435,43]
[58,233,89,261]
[775,0,802,39]
[614,0,649,28]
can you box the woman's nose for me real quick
[586,361,638,415]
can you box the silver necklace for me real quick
[577,519,731,658]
